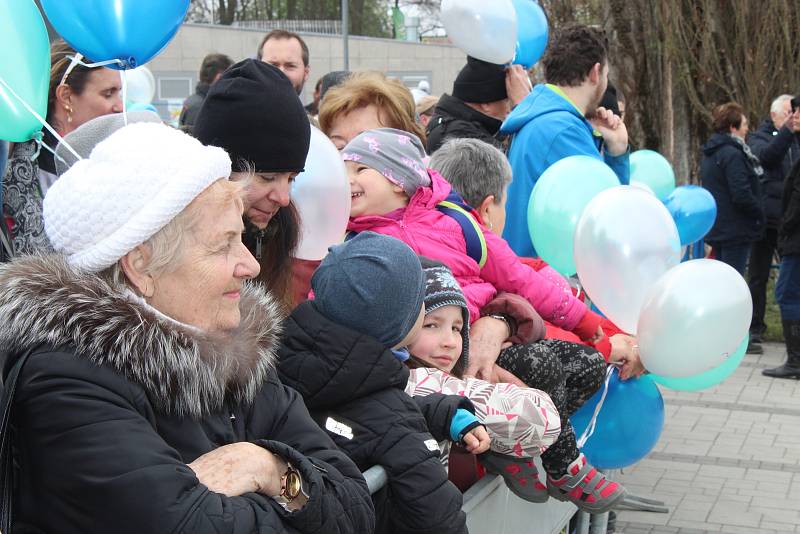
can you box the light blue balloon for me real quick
[651,336,747,391]
[527,155,620,276]
[512,0,548,68]
[664,185,717,246]
[40,0,189,69]
[630,149,676,201]
[570,370,664,469]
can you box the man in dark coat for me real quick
[426,57,531,154]
[278,233,484,534]
[746,95,800,353]
[179,53,234,130]
[765,160,800,378]
[701,102,765,275]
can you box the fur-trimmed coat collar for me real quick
[0,255,284,419]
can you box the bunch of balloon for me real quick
[637,259,752,379]
[511,0,548,68]
[570,369,664,469]
[630,150,676,201]
[292,127,351,261]
[441,0,517,64]
[664,185,717,246]
[527,156,620,277]
[574,186,682,333]
[0,0,51,141]
[40,0,190,70]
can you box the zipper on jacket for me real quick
[254,228,267,260]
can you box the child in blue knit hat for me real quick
[276,232,489,534]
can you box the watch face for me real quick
[285,470,302,500]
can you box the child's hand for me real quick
[463,425,491,455]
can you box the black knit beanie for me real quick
[452,56,508,104]
[193,59,311,173]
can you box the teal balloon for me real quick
[0,0,50,141]
[527,155,620,276]
[630,150,676,201]
[651,336,747,391]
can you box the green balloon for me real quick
[527,155,620,276]
[651,336,747,391]
[630,150,676,201]
[0,0,50,141]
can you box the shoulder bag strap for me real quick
[0,348,34,533]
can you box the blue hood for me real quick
[501,84,591,136]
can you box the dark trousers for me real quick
[497,339,606,476]
[776,254,800,321]
[748,228,779,336]
[715,242,752,276]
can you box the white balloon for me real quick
[637,259,752,378]
[629,181,655,196]
[292,126,351,260]
[124,66,156,105]
[441,0,517,64]
[574,186,681,333]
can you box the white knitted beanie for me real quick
[44,122,232,272]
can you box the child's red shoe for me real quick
[547,453,625,513]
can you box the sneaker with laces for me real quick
[547,453,626,513]
[480,452,549,503]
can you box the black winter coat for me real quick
[0,256,374,534]
[779,160,800,256]
[426,93,505,154]
[747,119,800,228]
[700,132,765,246]
[277,301,470,534]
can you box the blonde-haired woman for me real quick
[319,71,425,149]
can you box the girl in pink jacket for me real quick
[343,128,625,514]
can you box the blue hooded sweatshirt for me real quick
[499,84,630,257]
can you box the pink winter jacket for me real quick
[348,171,593,335]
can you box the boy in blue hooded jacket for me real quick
[500,24,630,257]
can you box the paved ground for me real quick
[614,342,800,534]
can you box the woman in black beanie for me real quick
[194,59,311,308]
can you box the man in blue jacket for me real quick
[500,24,630,257]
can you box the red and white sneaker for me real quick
[480,452,549,503]
[547,453,626,513]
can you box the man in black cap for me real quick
[426,58,531,154]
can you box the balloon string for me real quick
[576,364,619,448]
[0,76,81,161]
[36,137,69,167]
[64,55,125,70]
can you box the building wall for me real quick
[147,23,466,122]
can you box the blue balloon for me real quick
[570,370,664,469]
[40,0,189,70]
[512,0,548,68]
[664,185,717,246]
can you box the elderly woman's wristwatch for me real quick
[274,462,307,508]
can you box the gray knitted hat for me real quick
[311,232,425,348]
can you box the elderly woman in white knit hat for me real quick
[0,123,373,534]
